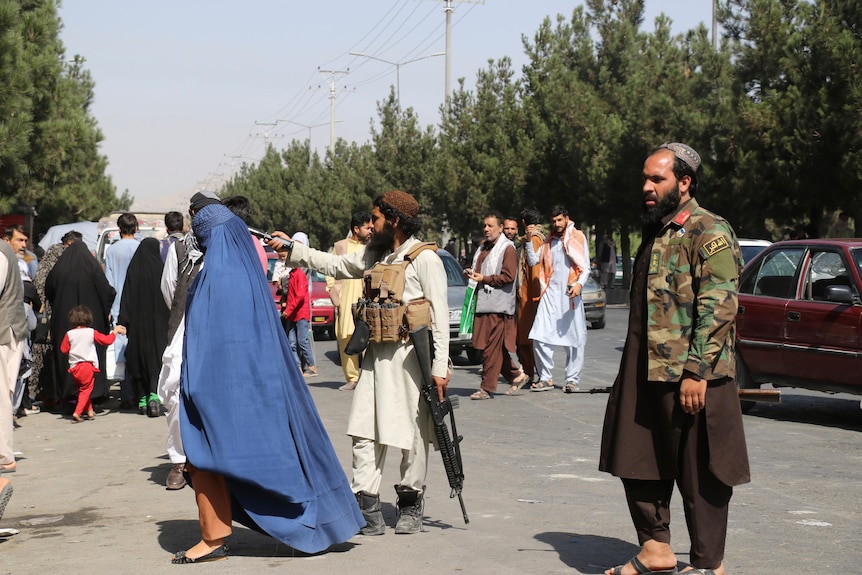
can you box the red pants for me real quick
[69,362,97,416]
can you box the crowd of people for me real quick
[4,141,836,573]
[454,204,591,399]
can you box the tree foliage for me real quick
[0,0,125,234]
[7,0,842,253]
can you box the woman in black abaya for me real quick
[118,238,169,417]
[45,241,116,410]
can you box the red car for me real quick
[307,269,336,340]
[735,238,862,411]
[265,252,335,339]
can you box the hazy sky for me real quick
[58,1,714,211]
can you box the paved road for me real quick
[2,307,860,574]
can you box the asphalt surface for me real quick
[2,306,860,575]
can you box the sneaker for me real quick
[303,367,318,378]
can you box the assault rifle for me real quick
[409,325,469,525]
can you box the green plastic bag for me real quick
[459,282,477,337]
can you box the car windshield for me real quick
[853,248,862,276]
[741,244,768,264]
[440,253,468,287]
[307,269,326,283]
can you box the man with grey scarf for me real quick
[465,211,525,400]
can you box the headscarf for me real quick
[180,204,363,553]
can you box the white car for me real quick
[738,238,772,266]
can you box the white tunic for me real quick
[527,236,588,347]
[290,237,448,451]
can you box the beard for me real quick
[642,184,681,223]
[368,222,396,254]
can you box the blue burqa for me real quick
[180,204,363,553]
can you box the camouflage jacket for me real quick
[645,198,743,382]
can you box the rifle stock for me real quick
[409,325,469,525]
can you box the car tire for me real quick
[591,319,605,329]
[736,349,757,414]
[465,347,483,365]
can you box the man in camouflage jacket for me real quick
[645,195,741,384]
[599,143,750,575]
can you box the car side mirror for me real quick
[824,284,854,304]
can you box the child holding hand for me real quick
[60,305,126,423]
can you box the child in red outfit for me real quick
[59,305,126,423]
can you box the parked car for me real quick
[735,238,862,412]
[265,251,335,339]
[582,275,606,329]
[308,269,336,339]
[437,249,482,363]
[614,254,635,287]
[738,238,771,266]
[96,212,170,264]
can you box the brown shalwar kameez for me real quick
[599,238,750,569]
[472,245,519,393]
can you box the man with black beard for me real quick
[599,143,749,575]
[269,190,450,536]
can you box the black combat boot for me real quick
[355,491,386,535]
[394,486,424,534]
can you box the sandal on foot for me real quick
[530,381,554,392]
[609,556,678,575]
[470,389,493,400]
[504,383,525,396]
[171,545,229,564]
[71,413,84,423]
[563,382,580,393]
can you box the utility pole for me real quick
[317,68,350,155]
[250,121,282,151]
[712,0,718,50]
[433,0,483,113]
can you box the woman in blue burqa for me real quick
[173,200,363,564]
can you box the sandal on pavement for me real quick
[530,381,554,392]
[171,545,229,564]
[562,382,580,393]
[609,555,678,575]
[470,389,493,400]
[0,482,12,520]
[504,383,525,396]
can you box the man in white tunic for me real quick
[270,190,450,536]
[525,205,589,393]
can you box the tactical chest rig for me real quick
[352,242,437,343]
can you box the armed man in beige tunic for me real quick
[269,190,450,536]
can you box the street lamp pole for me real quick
[349,51,445,110]
[280,119,341,168]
